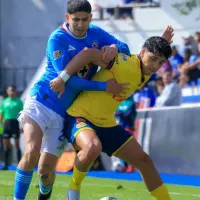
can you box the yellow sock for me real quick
[69,166,88,190]
[150,184,171,200]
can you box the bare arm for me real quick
[187,58,200,70]
[64,48,108,76]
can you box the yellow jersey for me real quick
[67,54,150,127]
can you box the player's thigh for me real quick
[114,136,149,167]
[2,138,11,149]
[2,120,12,142]
[75,129,102,151]
[65,115,102,153]
[22,114,43,155]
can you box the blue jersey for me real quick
[30,23,130,117]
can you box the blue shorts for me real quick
[65,114,133,156]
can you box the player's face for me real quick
[140,49,166,76]
[66,12,92,37]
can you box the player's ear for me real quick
[65,13,69,22]
[140,49,146,58]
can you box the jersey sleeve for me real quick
[47,38,70,72]
[97,27,130,55]
[67,76,107,91]
[0,101,4,115]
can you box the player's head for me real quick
[65,0,92,38]
[162,72,173,85]
[7,85,16,98]
[140,36,172,76]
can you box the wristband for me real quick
[59,71,71,82]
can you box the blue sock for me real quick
[39,181,53,194]
[14,168,33,200]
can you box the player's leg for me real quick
[2,120,12,170]
[37,118,66,200]
[37,153,58,200]
[14,114,43,200]
[65,116,102,200]
[113,134,171,200]
[2,137,12,170]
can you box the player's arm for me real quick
[186,58,200,70]
[63,48,107,76]
[97,26,130,63]
[97,26,130,55]
[0,103,4,124]
[48,38,107,87]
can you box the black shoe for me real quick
[37,188,53,200]
[0,166,8,170]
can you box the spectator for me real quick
[156,72,182,107]
[0,86,23,170]
[179,48,200,87]
[170,46,184,78]
[155,76,164,96]
[134,86,156,108]
[194,32,200,55]
[182,34,199,55]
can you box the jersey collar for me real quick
[60,22,88,40]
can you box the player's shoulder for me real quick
[88,24,107,34]
[2,97,8,103]
[48,26,70,42]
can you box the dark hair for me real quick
[143,36,172,59]
[67,0,92,14]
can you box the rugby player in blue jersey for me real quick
[13,1,130,200]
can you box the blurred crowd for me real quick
[89,0,159,19]
[133,31,200,109]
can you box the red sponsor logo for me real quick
[76,118,86,124]
[112,95,126,102]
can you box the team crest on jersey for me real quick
[53,50,62,60]
[76,122,86,129]
[77,65,90,78]
[120,53,128,61]
[92,41,99,49]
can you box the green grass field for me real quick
[0,171,200,200]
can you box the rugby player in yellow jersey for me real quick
[50,27,174,200]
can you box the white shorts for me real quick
[18,96,67,157]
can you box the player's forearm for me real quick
[68,76,107,91]
[187,60,200,70]
[0,114,3,124]
[64,48,106,76]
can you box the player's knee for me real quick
[38,165,55,186]
[84,141,102,159]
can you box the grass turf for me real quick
[0,171,200,200]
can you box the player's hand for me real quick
[50,77,65,98]
[101,44,118,64]
[106,79,129,96]
[161,25,174,44]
